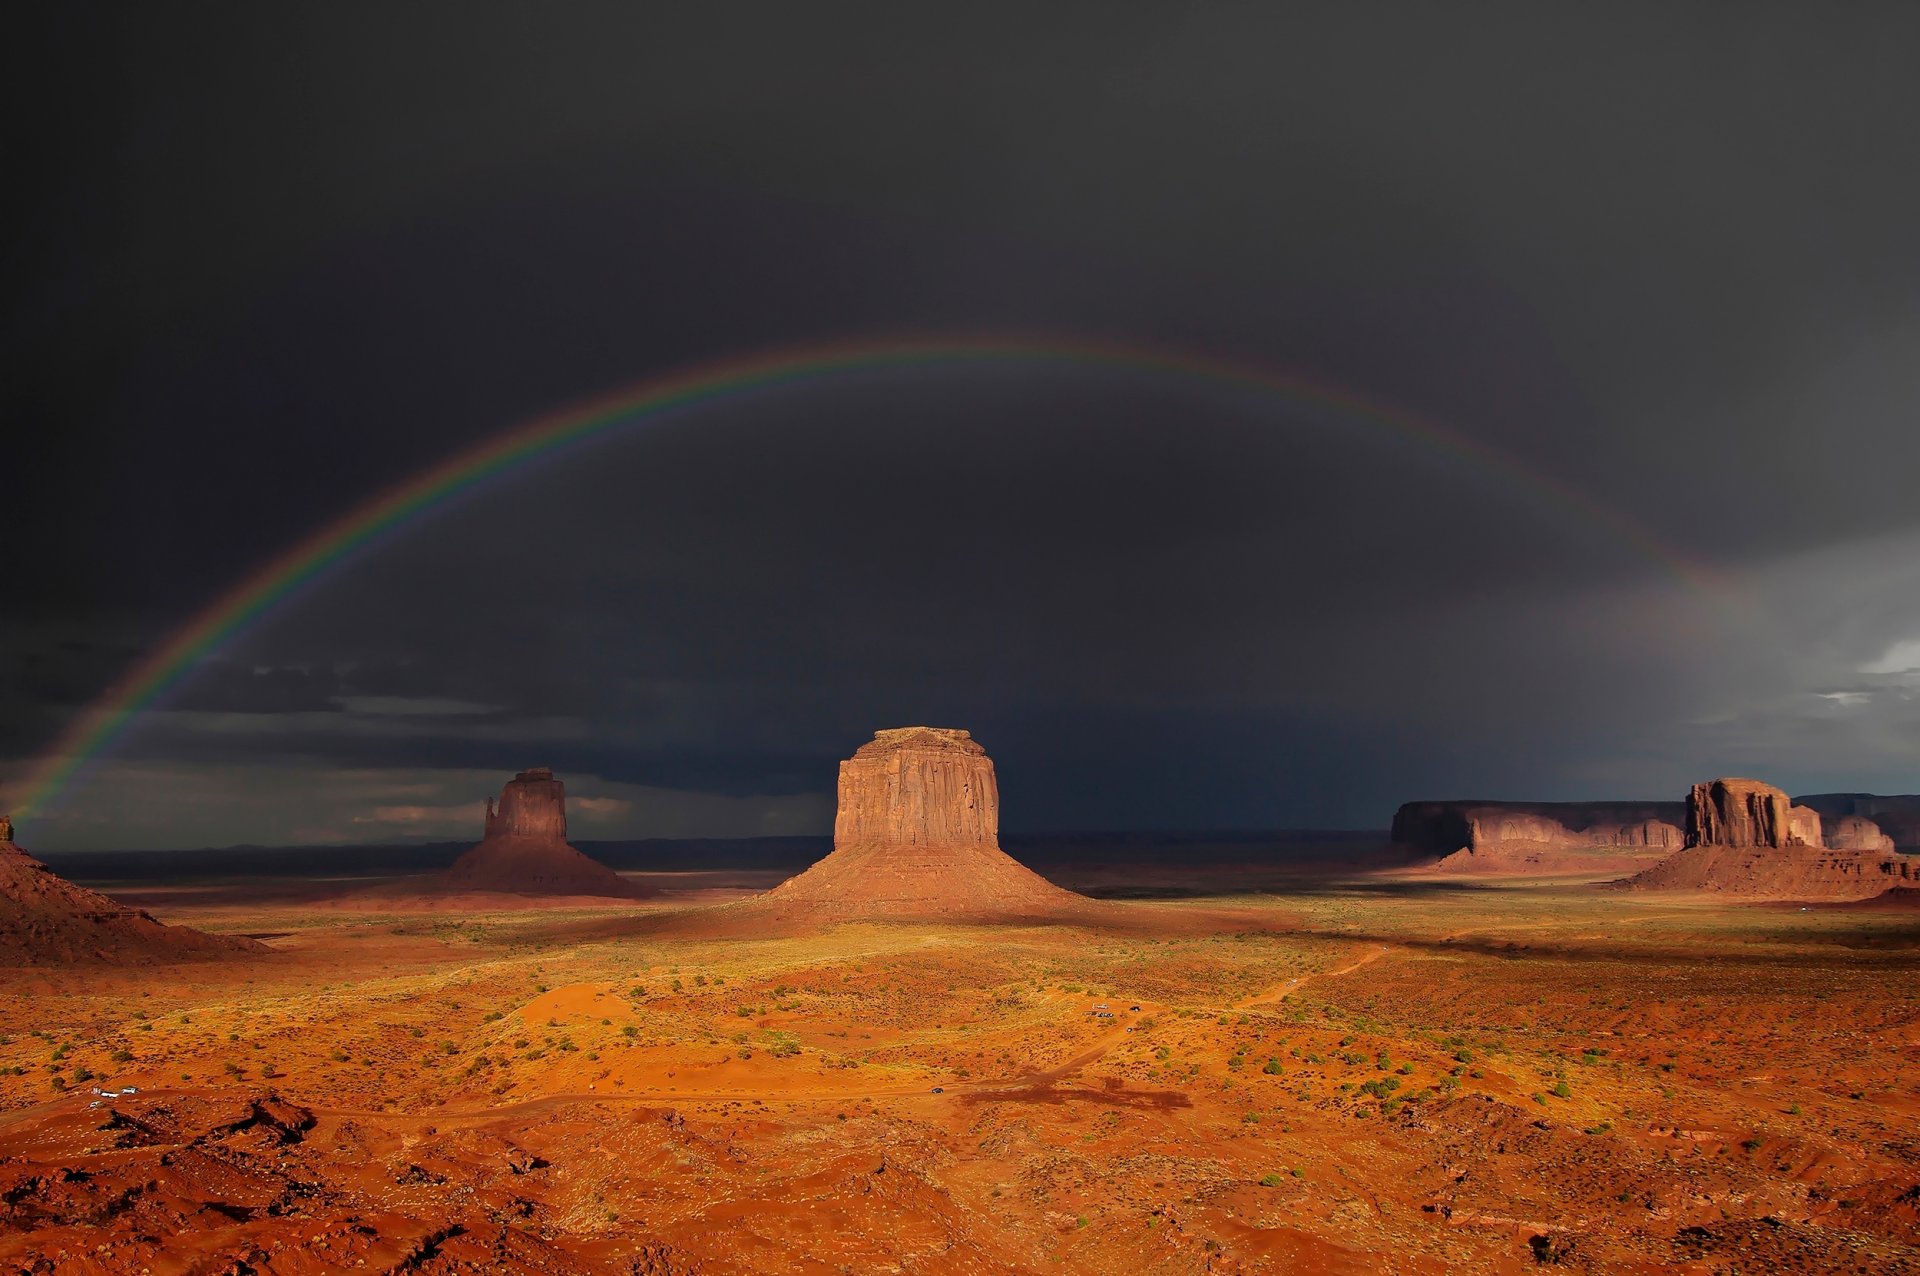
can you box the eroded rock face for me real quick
[834,727,998,848]
[442,770,649,898]
[1628,777,1913,898]
[484,767,567,841]
[1787,804,1824,848]
[760,728,1081,919]
[1393,801,1686,852]
[1686,779,1796,849]
[1795,793,1920,851]
[1828,815,1897,854]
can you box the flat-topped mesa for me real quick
[1686,778,1823,849]
[760,728,1083,920]
[835,727,997,849]
[443,769,650,899]
[1795,793,1920,851]
[1391,799,1685,874]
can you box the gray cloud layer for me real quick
[8,6,1919,848]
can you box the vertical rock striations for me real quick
[760,728,1082,919]
[484,767,568,841]
[1685,778,1796,849]
[1629,777,1912,899]
[833,728,998,848]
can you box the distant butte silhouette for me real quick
[0,821,259,964]
[439,769,653,898]
[756,727,1085,920]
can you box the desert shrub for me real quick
[1263,1057,1284,1075]
[622,1026,638,1038]
[1551,1080,1572,1099]
[1258,1173,1284,1187]
[110,1049,132,1064]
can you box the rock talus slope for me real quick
[1628,778,1913,899]
[0,835,258,964]
[441,769,651,898]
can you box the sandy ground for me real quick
[1,870,1916,1274]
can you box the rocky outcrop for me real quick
[1686,778,1794,848]
[757,728,1083,919]
[1827,815,1896,854]
[0,834,260,965]
[834,727,998,847]
[441,769,651,899]
[1627,777,1912,899]
[1625,841,1912,898]
[1795,793,1920,851]
[1393,800,1684,875]
[483,767,568,840]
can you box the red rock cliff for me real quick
[484,767,568,841]
[1686,778,1823,848]
[1828,815,1897,854]
[759,727,1080,919]
[833,727,998,848]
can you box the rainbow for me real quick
[9,333,1729,821]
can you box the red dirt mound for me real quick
[0,838,259,965]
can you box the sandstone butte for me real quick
[438,769,653,899]
[754,727,1086,920]
[1626,777,1917,900]
[0,820,257,964]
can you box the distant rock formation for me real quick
[1391,800,1684,874]
[1827,815,1897,854]
[757,728,1083,919]
[1627,777,1914,899]
[1795,793,1920,852]
[0,829,259,965]
[440,769,651,898]
[1678,777,1827,849]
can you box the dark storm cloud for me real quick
[8,5,1920,847]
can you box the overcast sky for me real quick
[8,5,1920,850]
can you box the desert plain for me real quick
[2,853,1916,1275]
